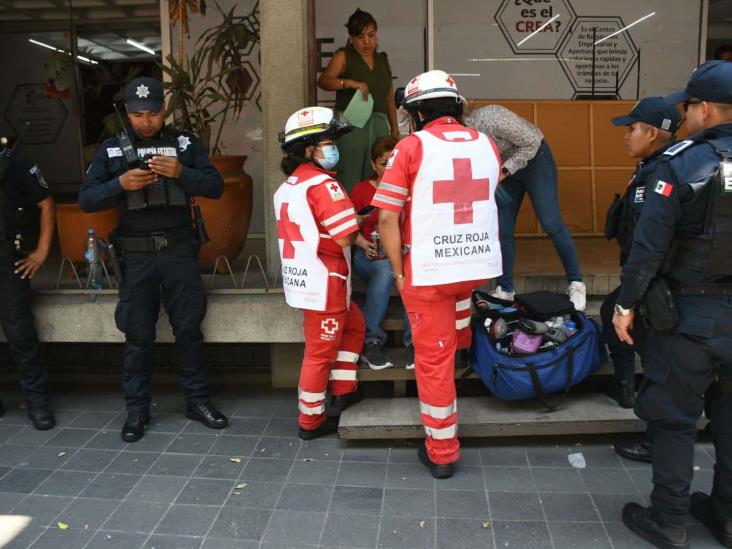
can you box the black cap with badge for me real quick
[124,77,164,113]
[664,60,732,105]
[611,97,682,133]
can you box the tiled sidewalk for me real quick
[0,386,721,548]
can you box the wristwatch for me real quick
[614,304,634,316]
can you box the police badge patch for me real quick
[29,165,48,189]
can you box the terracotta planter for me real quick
[56,204,119,263]
[198,155,253,271]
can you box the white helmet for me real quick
[403,70,464,105]
[279,106,352,151]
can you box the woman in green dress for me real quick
[318,8,400,191]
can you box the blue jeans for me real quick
[352,248,412,347]
[497,141,583,292]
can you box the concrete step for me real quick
[338,394,644,439]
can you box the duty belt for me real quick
[118,226,194,252]
[670,282,732,296]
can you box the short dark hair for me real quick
[715,44,732,60]
[346,8,377,36]
[371,135,398,161]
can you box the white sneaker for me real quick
[490,285,515,302]
[567,281,587,311]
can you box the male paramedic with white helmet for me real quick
[275,107,366,440]
[372,71,503,478]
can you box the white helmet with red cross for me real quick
[403,70,464,105]
[280,106,351,151]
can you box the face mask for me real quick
[316,144,339,170]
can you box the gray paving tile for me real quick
[103,500,169,533]
[263,418,298,437]
[591,493,645,522]
[0,444,35,466]
[547,521,612,548]
[79,473,141,500]
[527,446,573,467]
[436,490,489,519]
[224,480,283,509]
[0,467,9,480]
[19,446,76,470]
[489,492,543,521]
[576,444,624,468]
[219,417,268,436]
[492,521,552,549]
[603,520,655,549]
[233,399,280,418]
[263,510,326,545]
[33,470,96,497]
[145,414,189,433]
[277,483,332,512]
[540,492,600,521]
[54,497,120,530]
[435,465,485,491]
[691,469,715,495]
[44,428,97,448]
[84,430,128,451]
[686,523,723,549]
[436,517,495,549]
[581,468,639,494]
[209,435,257,457]
[104,451,157,474]
[337,461,386,488]
[296,438,344,461]
[0,491,25,513]
[166,434,217,455]
[388,445,421,464]
[0,468,52,493]
[67,412,118,430]
[627,467,654,495]
[2,525,44,549]
[456,447,483,466]
[87,531,149,548]
[127,475,188,503]
[330,486,383,514]
[176,477,233,505]
[382,488,435,518]
[254,437,301,459]
[155,504,220,537]
[480,446,528,467]
[10,494,73,526]
[149,453,204,477]
[60,449,117,472]
[341,445,389,463]
[193,455,246,480]
[289,458,339,485]
[0,424,22,441]
[208,507,272,541]
[694,446,715,470]
[483,466,534,493]
[273,399,299,419]
[28,526,93,548]
[143,534,201,549]
[321,512,379,548]
[385,463,435,490]
[532,466,586,492]
[377,516,435,549]
[122,433,175,453]
[6,427,57,446]
[240,458,293,482]
[201,539,259,549]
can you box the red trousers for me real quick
[401,278,485,465]
[298,274,365,430]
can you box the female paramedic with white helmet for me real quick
[372,71,503,478]
[274,107,366,440]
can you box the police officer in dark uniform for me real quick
[613,61,732,548]
[79,77,228,442]
[0,134,56,430]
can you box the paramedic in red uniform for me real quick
[372,71,503,478]
[275,107,366,440]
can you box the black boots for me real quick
[185,402,229,429]
[299,416,339,440]
[121,410,150,442]
[418,441,454,479]
[27,405,55,431]
[327,386,364,417]
[606,379,635,408]
[690,492,732,547]
[614,438,652,463]
[622,503,689,549]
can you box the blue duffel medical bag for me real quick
[469,310,607,410]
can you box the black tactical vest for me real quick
[0,149,10,242]
[125,130,188,211]
[670,139,732,279]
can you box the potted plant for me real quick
[164,1,259,271]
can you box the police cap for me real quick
[611,97,681,133]
[665,60,732,105]
[125,77,164,113]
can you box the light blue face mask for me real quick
[316,144,339,170]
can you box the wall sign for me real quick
[4,83,68,145]
[495,0,577,54]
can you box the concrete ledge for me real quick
[339,394,645,439]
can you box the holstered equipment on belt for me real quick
[604,193,622,240]
[116,226,194,253]
[639,241,680,332]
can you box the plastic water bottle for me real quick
[85,229,104,290]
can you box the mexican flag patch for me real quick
[654,180,673,197]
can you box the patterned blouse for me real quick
[464,105,544,176]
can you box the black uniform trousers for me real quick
[634,295,732,527]
[115,239,209,412]
[0,245,48,406]
[601,285,649,382]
